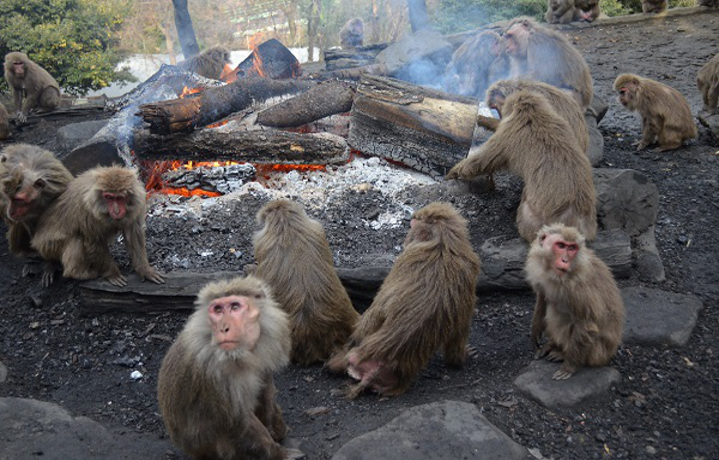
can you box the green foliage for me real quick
[432,0,546,34]
[0,0,134,95]
[601,0,632,16]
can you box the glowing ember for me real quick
[179,86,202,98]
[220,63,236,84]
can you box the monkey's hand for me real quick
[445,161,468,180]
[284,448,305,459]
[552,363,577,380]
[106,272,128,287]
[15,111,27,124]
[139,266,165,284]
[633,139,651,151]
[41,261,57,287]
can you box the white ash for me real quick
[153,156,436,229]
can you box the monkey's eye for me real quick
[556,242,566,249]
[34,178,46,189]
[539,235,546,243]
[618,89,626,96]
[212,304,223,314]
[230,302,241,311]
[567,244,578,252]
[0,155,6,163]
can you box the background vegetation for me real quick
[0,0,704,95]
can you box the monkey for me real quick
[698,0,718,6]
[177,45,232,80]
[158,275,304,460]
[0,144,73,260]
[642,0,668,13]
[525,223,625,380]
[574,0,602,21]
[339,18,364,49]
[3,52,61,124]
[326,202,481,398]
[442,30,510,98]
[613,73,697,151]
[446,90,597,242]
[0,104,10,140]
[478,79,589,155]
[253,199,359,365]
[545,0,577,24]
[697,53,719,114]
[31,165,164,287]
[502,17,594,111]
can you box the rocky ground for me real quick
[1,8,718,460]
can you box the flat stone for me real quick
[514,360,621,409]
[585,114,604,166]
[594,168,659,237]
[332,400,529,460]
[622,287,703,346]
[0,361,7,383]
[0,397,170,459]
[56,120,108,153]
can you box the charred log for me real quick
[256,80,356,128]
[233,39,301,80]
[133,128,349,164]
[137,77,314,135]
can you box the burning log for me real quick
[138,77,315,135]
[133,129,349,164]
[324,44,388,71]
[256,80,356,128]
[348,74,488,178]
[77,230,631,315]
[232,38,301,80]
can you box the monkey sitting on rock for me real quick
[4,51,61,124]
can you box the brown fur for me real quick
[327,202,481,397]
[443,30,510,98]
[340,18,364,48]
[481,79,589,154]
[0,144,73,258]
[158,275,300,460]
[447,90,597,242]
[0,104,10,140]
[545,0,577,24]
[253,199,359,365]
[642,0,667,13]
[4,52,61,124]
[613,73,697,151]
[574,0,601,21]
[503,17,594,110]
[31,166,164,286]
[525,223,625,379]
[697,53,719,114]
[177,45,231,80]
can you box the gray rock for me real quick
[698,111,719,139]
[514,360,622,409]
[0,397,170,460]
[585,114,604,166]
[594,168,659,236]
[56,120,108,153]
[0,361,6,383]
[590,95,609,123]
[622,287,703,346]
[332,400,529,460]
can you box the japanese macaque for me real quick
[442,30,510,98]
[253,199,359,365]
[158,276,303,460]
[575,0,601,21]
[31,166,164,286]
[177,45,231,80]
[447,90,597,242]
[0,104,10,140]
[3,52,61,124]
[503,17,594,111]
[545,0,577,24]
[613,73,697,151]
[339,18,364,49]
[642,0,668,13]
[697,53,719,114]
[0,144,73,259]
[525,223,625,380]
[327,202,481,398]
[478,79,589,154]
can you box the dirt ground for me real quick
[1,10,718,460]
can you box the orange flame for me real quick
[220,63,237,84]
[179,86,202,98]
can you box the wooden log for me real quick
[137,77,315,135]
[133,129,350,164]
[256,80,356,128]
[77,230,631,315]
[348,74,489,179]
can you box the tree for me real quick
[407,0,430,32]
[172,0,200,58]
[0,0,134,95]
